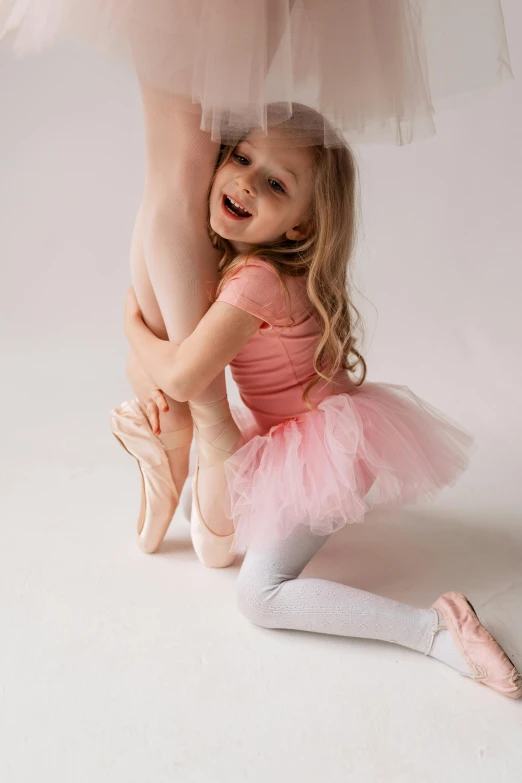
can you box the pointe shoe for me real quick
[179,438,197,523]
[432,592,522,699]
[110,399,192,554]
[179,474,193,523]
[188,398,241,568]
[190,467,235,568]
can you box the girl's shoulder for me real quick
[217,257,308,326]
[225,256,282,288]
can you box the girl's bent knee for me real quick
[236,573,278,629]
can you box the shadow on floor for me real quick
[304,508,522,601]
[303,507,522,658]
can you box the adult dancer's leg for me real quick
[129,5,303,535]
[137,87,241,536]
[129,203,193,494]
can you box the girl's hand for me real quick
[143,389,169,436]
[126,350,169,436]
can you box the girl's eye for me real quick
[269,179,285,194]
[233,153,284,193]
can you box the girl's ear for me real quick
[285,219,312,242]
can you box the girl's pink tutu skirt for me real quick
[227,384,473,553]
[1,1,512,145]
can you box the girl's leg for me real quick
[139,88,241,535]
[130,203,193,492]
[237,525,471,673]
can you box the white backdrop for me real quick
[1,3,521,782]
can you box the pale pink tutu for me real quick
[226,383,473,553]
[0,1,512,144]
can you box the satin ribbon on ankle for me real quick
[189,398,240,465]
[157,424,193,452]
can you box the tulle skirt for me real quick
[0,1,512,145]
[226,383,473,553]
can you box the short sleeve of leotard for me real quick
[216,259,287,327]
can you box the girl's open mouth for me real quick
[222,194,252,220]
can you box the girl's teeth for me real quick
[225,195,251,217]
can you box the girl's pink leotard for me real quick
[216,259,472,554]
[218,258,355,432]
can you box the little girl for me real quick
[117,104,521,699]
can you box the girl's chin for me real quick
[210,214,239,240]
[209,214,258,250]
[211,223,233,242]
[209,215,225,236]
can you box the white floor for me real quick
[2,8,522,781]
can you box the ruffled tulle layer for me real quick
[1,1,512,145]
[226,383,473,553]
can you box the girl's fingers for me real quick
[151,388,169,413]
[145,391,169,435]
[147,402,161,435]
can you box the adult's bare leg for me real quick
[138,87,241,536]
[129,203,193,494]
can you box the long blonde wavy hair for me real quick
[209,103,366,401]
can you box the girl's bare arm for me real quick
[124,287,260,402]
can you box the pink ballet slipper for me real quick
[432,592,522,700]
[110,399,192,554]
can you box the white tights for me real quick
[237,525,470,673]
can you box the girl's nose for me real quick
[236,173,256,197]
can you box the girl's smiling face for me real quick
[209,130,315,252]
